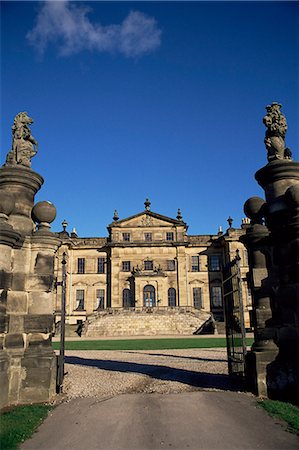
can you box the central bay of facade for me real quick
[55,200,251,334]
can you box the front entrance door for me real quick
[143,285,156,307]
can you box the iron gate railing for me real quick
[222,250,247,378]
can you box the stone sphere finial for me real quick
[32,201,56,232]
[0,191,15,220]
[244,197,266,224]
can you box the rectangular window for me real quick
[167,260,175,271]
[122,261,131,272]
[144,260,153,270]
[97,257,105,274]
[191,256,200,272]
[96,289,105,310]
[76,289,85,310]
[209,255,221,271]
[211,286,222,308]
[193,287,202,309]
[166,232,174,241]
[122,232,130,242]
[144,232,152,242]
[77,258,85,274]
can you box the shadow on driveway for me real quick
[65,356,244,391]
[122,351,226,363]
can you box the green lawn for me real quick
[258,399,299,435]
[52,337,254,351]
[0,404,53,450]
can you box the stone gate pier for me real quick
[0,112,60,408]
[242,103,299,404]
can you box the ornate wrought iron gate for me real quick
[222,251,247,378]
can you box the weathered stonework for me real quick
[0,113,60,409]
[242,104,299,405]
[0,167,44,235]
[85,308,212,337]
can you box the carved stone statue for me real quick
[263,102,292,162]
[4,112,38,168]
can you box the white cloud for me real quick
[27,1,162,58]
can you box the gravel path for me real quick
[62,348,242,400]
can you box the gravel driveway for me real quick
[23,349,299,450]
[62,348,242,399]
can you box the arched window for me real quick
[168,288,176,307]
[123,289,133,308]
[143,285,156,307]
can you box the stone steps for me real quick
[84,309,213,337]
[215,321,226,335]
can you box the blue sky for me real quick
[1,1,298,237]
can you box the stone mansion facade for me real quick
[54,200,252,329]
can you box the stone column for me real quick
[0,192,21,408]
[110,249,120,307]
[21,202,61,403]
[176,247,187,307]
[241,103,299,404]
[0,182,61,407]
[1,112,63,407]
[255,161,299,404]
[241,197,278,396]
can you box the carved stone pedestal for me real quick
[0,166,44,235]
[243,104,299,404]
[244,159,299,404]
[0,152,60,408]
[256,160,299,404]
[246,350,279,397]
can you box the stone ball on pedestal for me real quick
[285,185,299,208]
[0,191,15,217]
[32,201,56,225]
[244,196,266,221]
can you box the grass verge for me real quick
[0,404,53,450]
[258,399,299,435]
[52,337,254,351]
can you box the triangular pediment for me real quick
[108,211,185,228]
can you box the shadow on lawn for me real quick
[65,356,243,392]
